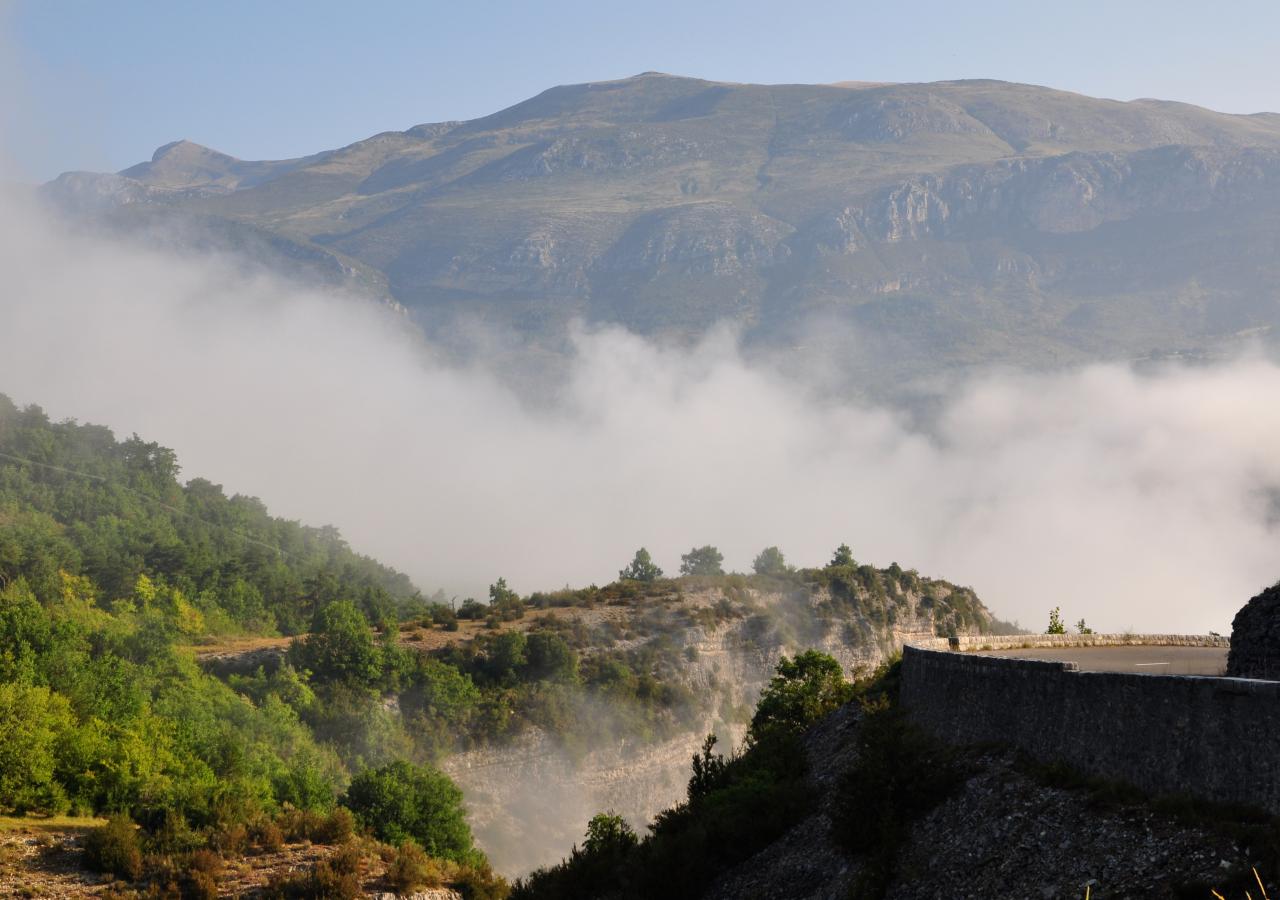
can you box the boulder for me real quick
[1226,582,1280,679]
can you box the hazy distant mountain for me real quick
[44,73,1280,391]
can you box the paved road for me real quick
[970,645,1229,676]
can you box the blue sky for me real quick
[5,0,1279,181]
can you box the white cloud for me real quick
[1,191,1276,634]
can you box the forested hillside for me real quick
[0,394,1003,891]
[0,394,415,635]
[0,395,511,895]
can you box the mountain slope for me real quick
[43,73,1280,393]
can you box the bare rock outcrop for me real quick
[1226,581,1280,679]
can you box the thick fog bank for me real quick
[1,194,1277,633]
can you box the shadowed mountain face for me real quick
[43,73,1280,392]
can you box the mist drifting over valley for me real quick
[0,188,1276,634]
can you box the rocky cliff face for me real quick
[42,74,1280,398]
[443,578,984,876]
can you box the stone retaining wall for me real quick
[900,644,1280,815]
[909,632,1230,652]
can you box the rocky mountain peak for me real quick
[42,75,1280,397]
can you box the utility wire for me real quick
[0,447,290,559]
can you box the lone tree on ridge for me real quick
[680,545,724,576]
[619,547,663,582]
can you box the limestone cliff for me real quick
[443,573,994,876]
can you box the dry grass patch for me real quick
[0,815,106,833]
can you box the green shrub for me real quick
[211,822,248,856]
[263,845,363,899]
[83,814,143,882]
[279,808,336,844]
[146,809,203,855]
[748,650,853,742]
[1046,606,1066,634]
[289,601,383,688]
[386,841,444,893]
[313,807,354,845]
[249,817,284,852]
[183,849,222,900]
[453,862,511,900]
[344,761,479,865]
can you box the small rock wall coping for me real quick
[908,633,1230,652]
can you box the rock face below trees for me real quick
[1226,582,1280,680]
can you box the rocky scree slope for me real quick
[43,74,1280,397]
[704,699,1264,900]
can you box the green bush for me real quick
[251,817,285,852]
[289,601,383,687]
[146,809,203,855]
[452,862,511,900]
[279,807,351,844]
[264,844,364,899]
[583,812,636,855]
[524,631,579,683]
[183,849,222,900]
[748,650,854,742]
[314,807,354,845]
[83,814,143,882]
[386,841,444,893]
[344,761,480,865]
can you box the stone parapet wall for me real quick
[908,632,1231,652]
[900,645,1280,815]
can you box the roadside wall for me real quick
[900,644,1280,815]
[909,633,1230,652]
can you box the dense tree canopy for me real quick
[0,396,415,635]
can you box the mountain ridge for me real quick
[42,73,1280,395]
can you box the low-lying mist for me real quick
[1,190,1277,634]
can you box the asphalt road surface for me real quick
[970,646,1229,676]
